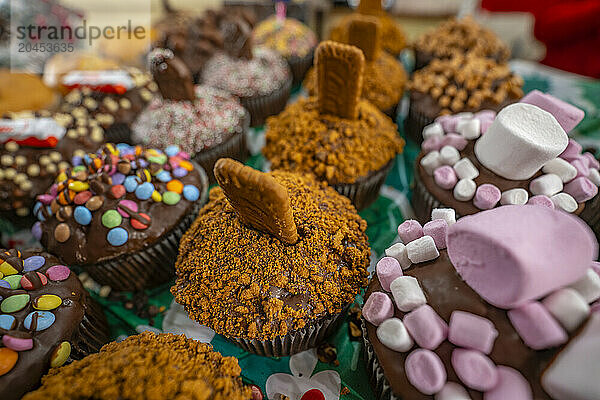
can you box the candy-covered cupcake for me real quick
[405,53,523,144]
[0,249,109,400]
[132,49,249,184]
[363,205,599,399]
[413,94,600,239]
[173,159,370,356]
[23,332,252,400]
[303,15,407,117]
[34,143,208,291]
[264,41,404,210]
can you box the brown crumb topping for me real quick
[303,51,407,112]
[414,16,510,62]
[264,97,404,184]
[172,172,370,340]
[330,14,406,56]
[408,53,524,115]
[23,332,251,400]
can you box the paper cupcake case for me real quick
[578,192,600,240]
[71,295,111,359]
[403,102,433,144]
[333,160,394,210]
[104,122,133,145]
[288,50,315,87]
[83,166,209,292]
[411,170,454,224]
[361,318,401,400]
[241,78,292,127]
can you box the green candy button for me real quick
[101,210,122,229]
[147,155,167,165]
[1,294,30,313]
[72,165,86,173]
[162,191,180,205]
[4,275,22,290]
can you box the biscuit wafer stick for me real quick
[357,0,382,15]
[348,15,381,62]
[148,48,196,101]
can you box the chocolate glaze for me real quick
[0,250,109,400]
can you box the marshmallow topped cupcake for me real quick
[363,205,600,399]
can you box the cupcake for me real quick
[42,53,120,91]
[132,49,249,184]
[172,159,370,356]
[59,67,158,143]
[362,205,599,399]
[405,53,523,144]
[413,95,600,240]
[23,332,252,399]
[35,143,209,291]
[329,0,407,58]
[253,15,317,86]
[264,41,404,210]
[303,15,407,117]
[0,109,105,228]
[413,16,510,71]
[0,70,58,114]
[0,249,110,400]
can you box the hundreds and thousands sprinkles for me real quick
[32,143,201,247]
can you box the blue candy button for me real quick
[107,227,128,246]
[183,185,200,201]
[135,182,154,200]
[0,314,15,330]
[24,311,56,331]
[74,206,93,225]
[165,145,180,157]
[124,175,139,193]
[23,256,45,272]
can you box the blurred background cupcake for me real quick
[0,71,59,115]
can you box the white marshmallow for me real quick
[454,112,474,120]
[457,118,481,140]
[406,235,440,264]
[440,146,460,166]
[543,288,590,332]
[551,193,578,213]
[474,103,568,180]
[589,168,600,186]
[431,208,456,226]
[453,179,476,201]
[435,382,471,400]
[423,122,445,140]
[390,276,427,312]
[421,151,442,176]
[543,158,578,183]
[453,158,479,180]
[569,269,600,303]
[530,174,564,196]
[500,188,529,205]
[377,317,414,352]
[385,242,412,270]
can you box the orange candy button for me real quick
[0,347,18,376]
[179,160,193,171]
[166,180,183,194]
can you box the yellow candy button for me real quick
[0,261,18,276]
[50,341,71,368]
[151,191,162,202]
[33,294,62,310]
[56,172,67,183]
[68,181,90,192]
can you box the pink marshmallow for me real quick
[363,292,394,326]
[441,133,468,151]
[435,115,458,133]
[480,118,494,134]
[583,152,600,170]
[559,139,583,160]
[405,349,447,395]
[520,90,584,133]
[591,261,600,278]
[451,349,499,391]
[403,305,448,350]
[563,177,598,202]
[508,301,568,350]
[422,136,444,153]
[433,166,458,190]
[376,257,403,292]
[423,219,448,249]
[473,184,501,210]
[474,110,497,121]
[591,301,600,314]
[398,220,424,244]
[571,158,590,179]
[527,195,555,209]
[448,311,498,354]
[484,366,533,400]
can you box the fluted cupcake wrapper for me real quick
[288,50,315,87]
[383,103,399,120]
[412,170,455,224]
[104,122,133,145]
[83,166,209,292]
[241,78,292,128]
[332,161,394,211]
[403,101,432,145]
[578,193,600,241]
[71,295,110,360]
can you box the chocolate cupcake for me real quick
[59,67,158,143]
[405,53,523,144]
[362,205,600,399]
[132,49,249,184]
[264,41,404,210]
[413,16,510,71]
[0,249,110,400]
[253,15,317,86]
[23,332,252,399]
[412,96,600,239]
[172,159,370,356]
[0,71,59,114]
[303,15,407,117]
[35,143,209,291]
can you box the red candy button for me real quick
[301,389,325,400]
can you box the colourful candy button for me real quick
[173,167,188,178]
[112,172,125,185]
[131,213,151,230]
[0,279,11,289]
[0,261,19,276]
[156,170,172,183]
[68,181,89,192]
[1,294,30,313]
[166,179,183,194]
[23,256,44,272]
[102,210,122,228]
[151,190,162,202]
[24,311,55,331]
[163,191,181,205]
[46,265,70,281]
[0,348,18,376]
[110,184,126,199]
[117,200,138,218]
[165,145,180,157]
[183,185,200,201]
[21,272,48,290]
[107,227,128,246]
[135,182,154,200]
[179,160,193,171]
[4,275,22,289]
[50,341,71,368]
[3,335,33,351]
[33,294,62,310]
[0,314,16,330]
[73,190,93,205]
[147,154,168,164]
[74,206,93,225]
[124,175,139,192]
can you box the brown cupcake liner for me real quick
[241,78,292,127]
[104,122,133,144]
[404,101,433,145]
[83,166,209,292]
[70,295,111,360]
[412,170,459,225]
[578,192,600,241]
[227,305,349,357]
[332,160,394,211]
[288,50,315,87]
[193,111,250,185]
[383,103,399,120]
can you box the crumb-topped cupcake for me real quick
[133,49,249,184]
[0,249,109,400]
[23,332,252,400]
[405,53,523,144]
[363,205,599,399]
[413,96,600,239]
[173,159,370,356]
[265,41,404,210]
[304,15,407,117]
[35,143,208,291]
[0,70,58,115]
[413,16,510,71]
